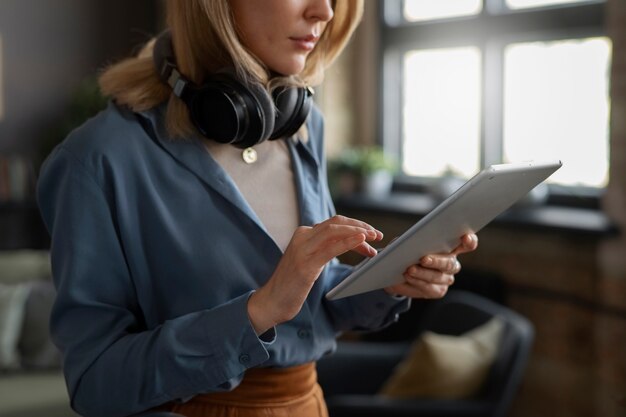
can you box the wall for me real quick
[0,0,159,158]
[323,1,626,416]
[317,0,379,158]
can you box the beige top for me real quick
[204,139,300,252]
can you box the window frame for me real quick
[0,33,4,121]
[379,0,607,201]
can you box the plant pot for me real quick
[363,170,393,197]
[428,176,466,202]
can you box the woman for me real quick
[37,1,478,416]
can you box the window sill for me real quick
[333,191,620,238]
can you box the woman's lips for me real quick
[290,34,319,51]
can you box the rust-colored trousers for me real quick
[154,363,329,417]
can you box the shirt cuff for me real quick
[357,288,410,310]
[246,291,277,345]
[258,327,277,344]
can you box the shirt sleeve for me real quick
[321,261,411,332]
[37,146,272,417]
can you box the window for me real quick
[403,46,482,178]
[506,0,591,9]
[503,37,611,187]
[382,0,610,191]
[404,0,482,22]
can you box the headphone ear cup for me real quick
[270,87,312,140]
[233,78,276,148]
[187,83,245,143]
[152,31,308,147]
[189,73,276,148]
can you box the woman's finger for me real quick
[420,254,461,275]
[386,279,450,299]
[306,223,379,252]
[405,265,455,285]
[352,241,378,257]
[312,232,369,264]
[313,215,383,240]
[452,233,478,255]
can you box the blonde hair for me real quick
[99,0,364,139]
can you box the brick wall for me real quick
[334,209,624,416]
[603,1,626,281]
[326,1,626,416]
[595,0,626,415]
[466,227,625,417]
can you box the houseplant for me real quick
[328,146,398,198]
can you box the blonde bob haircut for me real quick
[99,0,364,139]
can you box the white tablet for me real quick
[326,160,562,300]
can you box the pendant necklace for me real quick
[242,147,258,164]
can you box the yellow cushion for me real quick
[379,317,504,399]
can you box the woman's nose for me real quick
[305,0,334,23]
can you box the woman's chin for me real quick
[268,57,307,77]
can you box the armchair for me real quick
[317,290,534,417]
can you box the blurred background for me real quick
[0,0,624,416]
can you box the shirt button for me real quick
[239,354,250,364]
[297,328,311,339]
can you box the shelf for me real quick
[334,192,620,238]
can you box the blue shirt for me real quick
[37,102,410,417]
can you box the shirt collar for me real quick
[136,103,269,233]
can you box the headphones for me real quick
[152,31,313,149]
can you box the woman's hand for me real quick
[247,215,383,335]
[384,233,478,299]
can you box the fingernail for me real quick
[423,256,433,266]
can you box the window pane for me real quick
[403,47,481,178]
[507,0,594,9]
[404,0,482,22]
[503,37,611,187]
